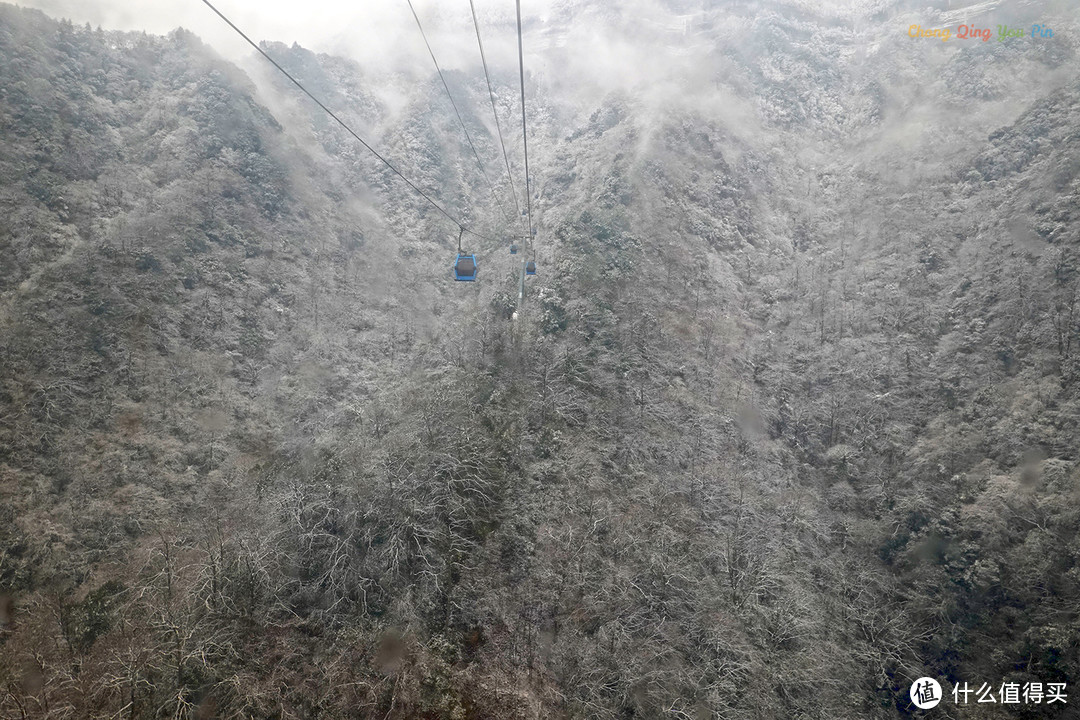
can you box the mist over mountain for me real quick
[1,1,1079,717]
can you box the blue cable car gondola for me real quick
[510,243,519,255]
[454,254,478,281]
[525,260,536,276]
[452,228,478,282]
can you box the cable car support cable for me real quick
[515,0,535,262]
[406,0,515,228]
[468,0,525,237]
[199,0,498,243]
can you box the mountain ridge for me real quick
[2,2,1079,717]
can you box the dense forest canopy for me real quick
[1,1,1079,717]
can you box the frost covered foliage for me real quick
[1,1,1080,718]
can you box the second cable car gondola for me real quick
[525,260,536,276]
[510,243,519,255]
[452,228,478,282]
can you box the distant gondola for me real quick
[510,243,519,255]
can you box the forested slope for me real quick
[1,2,1079,718]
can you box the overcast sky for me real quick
[6,0,916,87]
[10,0,753,122]
[12,0,587,72]
[11,0,570,73]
